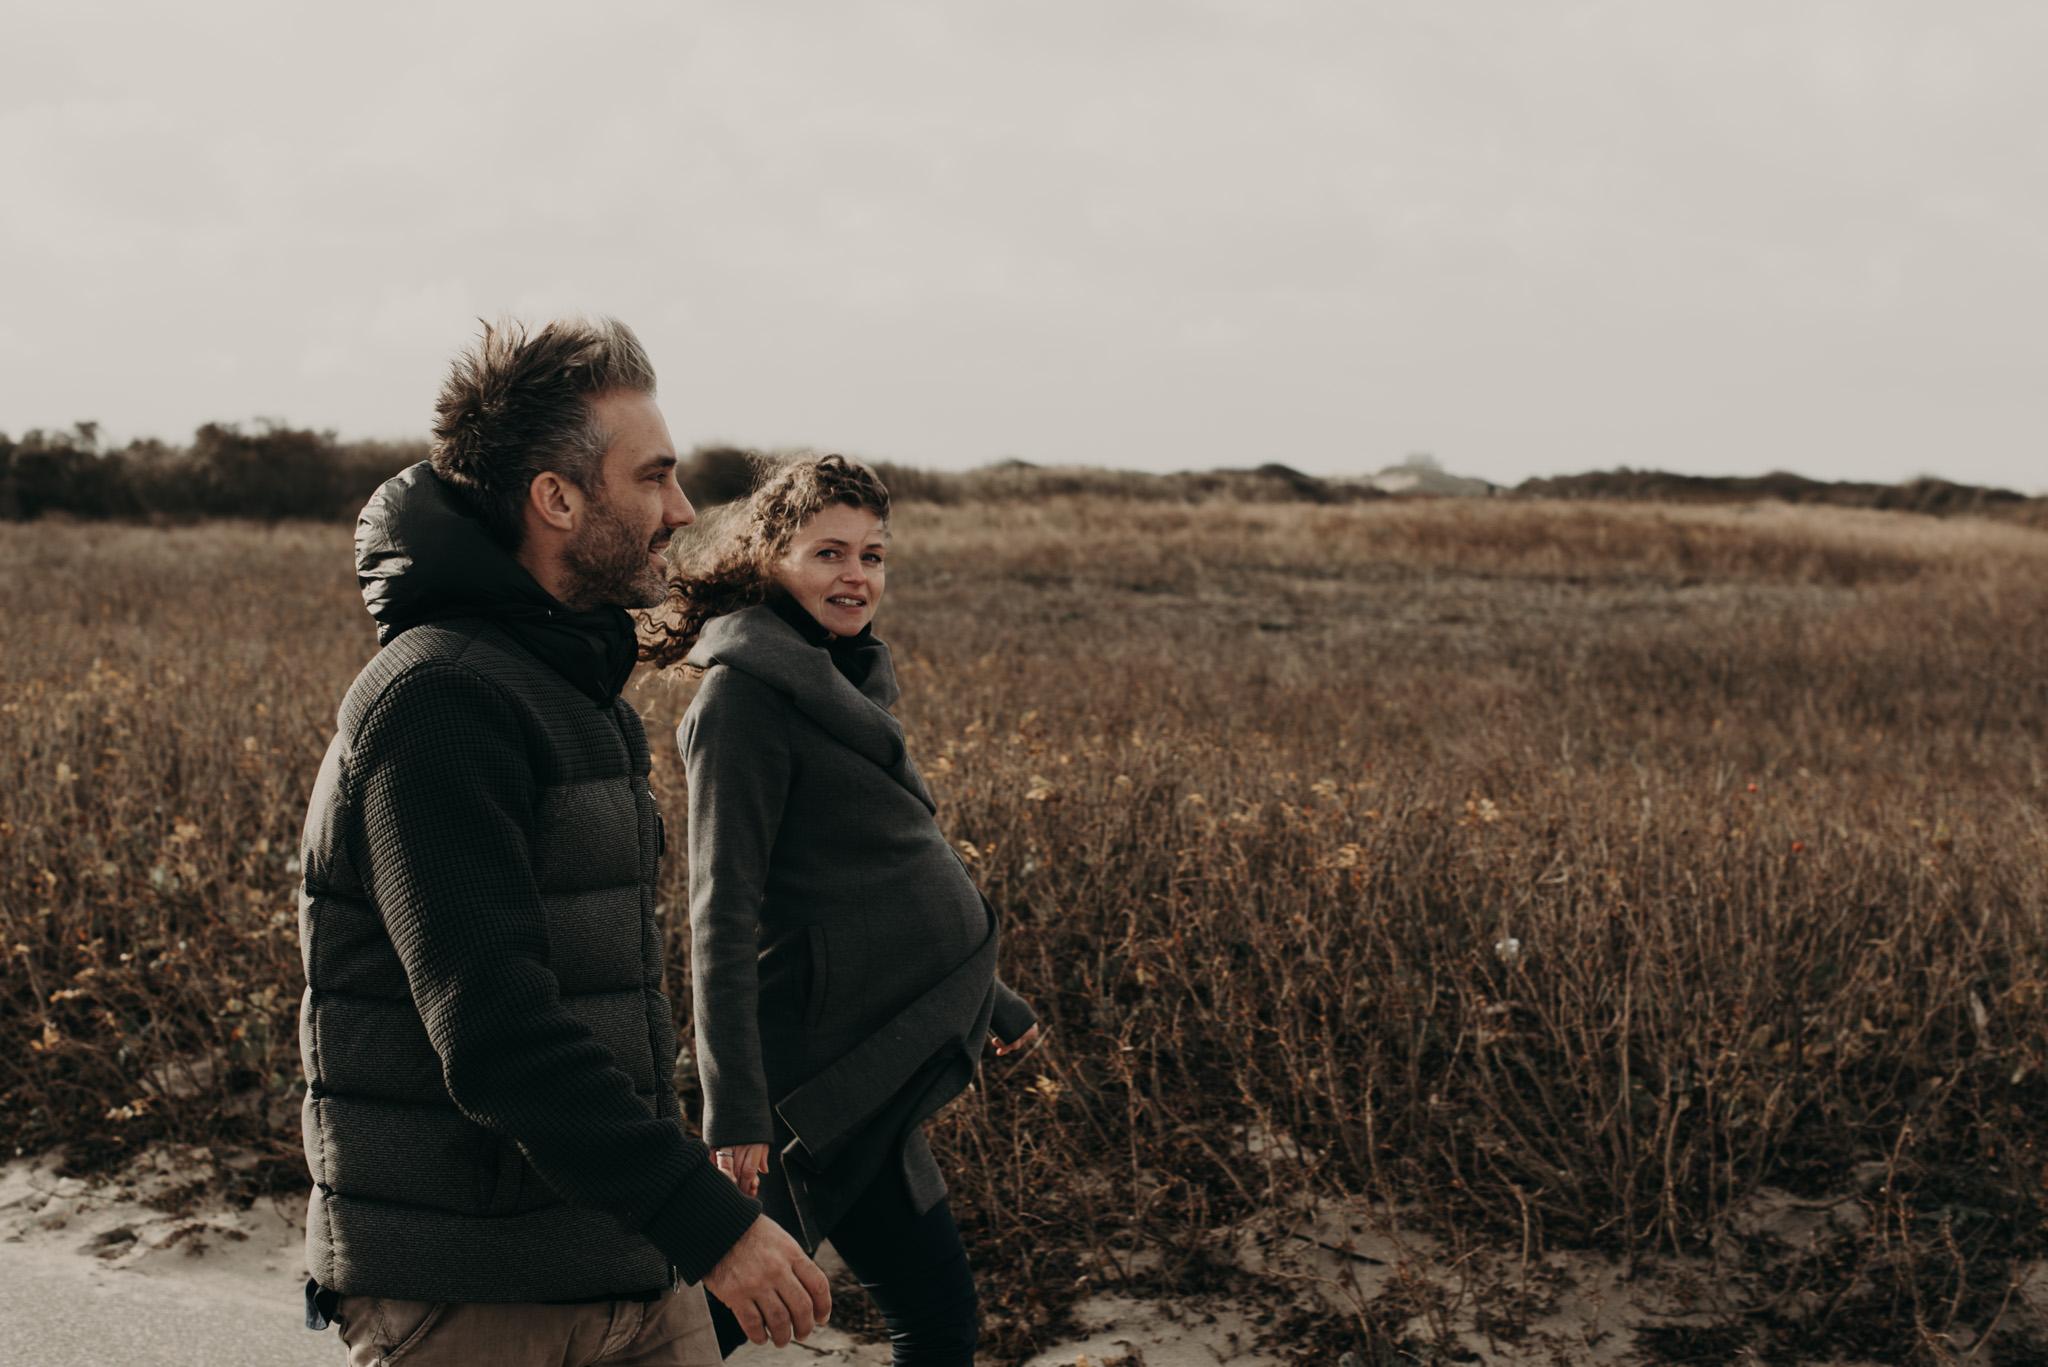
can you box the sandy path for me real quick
[0,1233,335,1367]
[0,1151,334,1365]
[19,1147,1920,1366]
[0,1151,1270,1367]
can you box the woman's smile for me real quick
[774,504,889,637]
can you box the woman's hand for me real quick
[991,1022,1041,1058]
[714,1143,771,1198]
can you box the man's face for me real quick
[561,390,694,610]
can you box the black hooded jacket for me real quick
[356,463,642,705]
[296,463,760,1306]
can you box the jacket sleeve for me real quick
[354,660,760,1284]
[679,667,791,1148]
[990,978,1038,1047]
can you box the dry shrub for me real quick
[5,499,2048,1361]
[0,522,371,1171]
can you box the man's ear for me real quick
[526,470,583,536]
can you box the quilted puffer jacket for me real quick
[296,463,759,1304]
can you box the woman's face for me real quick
[771,503,888,637]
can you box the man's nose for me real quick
[665,480,695,528]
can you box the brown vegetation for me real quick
[5,499,2048,1362]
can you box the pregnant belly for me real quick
[810,874,988,1046]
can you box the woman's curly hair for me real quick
[640,452,891,670]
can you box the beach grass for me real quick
[5,497,2047,1361]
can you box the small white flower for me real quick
[1494,937,1523,963]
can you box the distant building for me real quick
[1351,453,1497,498]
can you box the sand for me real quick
[1,1146,2019,1365]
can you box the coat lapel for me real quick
[686,607,936,812]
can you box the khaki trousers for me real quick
[335,1283,720,1367]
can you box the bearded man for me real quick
[297,318,829,1366]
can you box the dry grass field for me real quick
[4,497,2047,1363]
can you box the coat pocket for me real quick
[804,926,832,1030]
[484,1134,525,1215]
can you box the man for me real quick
[297,317,830,1365]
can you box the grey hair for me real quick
[430,316,657,550]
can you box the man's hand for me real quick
[714,1143,771,1198]
[702,1214,831,1348]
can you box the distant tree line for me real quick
[866,457,1383,507]
[689,447,1389,509]
[3,423,2040,526]
[0,423,426,522]
[718,453,2047,523]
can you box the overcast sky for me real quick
[4,1,2043,489]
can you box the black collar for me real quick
[357,463,639,705]
[767,592,876,689]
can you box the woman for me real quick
[644,454,1039,1365]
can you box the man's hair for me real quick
[430,317,657,550]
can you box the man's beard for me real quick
[560,492,668,610]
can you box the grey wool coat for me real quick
[681,604,1036,1249]
[298,465,760,1308]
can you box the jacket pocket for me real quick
[382,1297,447,1363]
[804,926,831,1030]
[484,1134,525,1215]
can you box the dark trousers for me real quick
[708,1164,977,1367]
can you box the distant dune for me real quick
[2,421,2041,525]
[1515,465,2037,518]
